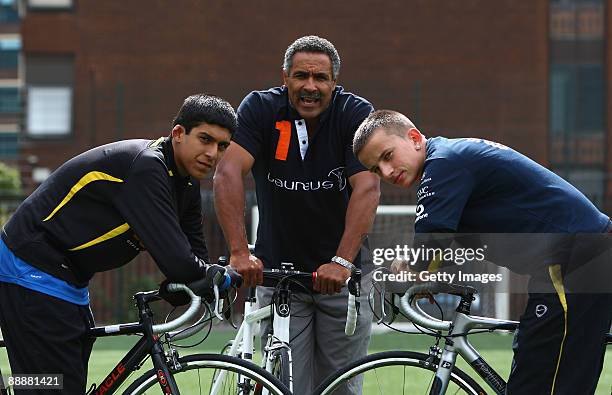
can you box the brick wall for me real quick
[20,0,549,173]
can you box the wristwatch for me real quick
[331,255,356,272]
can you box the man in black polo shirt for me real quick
[214,36,380,393]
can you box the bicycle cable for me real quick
[368,280,443,338]
[268,274,316,343]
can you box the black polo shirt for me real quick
[233,86,373,272]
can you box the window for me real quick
[0,37,20,70]
[27,87,71,135]
[576,65,604,131]
[550,69,571,135]
[25,55,73,137]
[550,64,604,134]
[0,87,19,113]
[0,0,18,23]
[27,0,72,9]
[0,131,18,158]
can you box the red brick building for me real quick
[19,1,552,181]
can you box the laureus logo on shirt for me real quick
[267,166,347,192]
[327,167,347,191]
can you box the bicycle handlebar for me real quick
[400,282,478,331]
[261,268,360,336]
[152,283,202,334]
[344,276,358,336]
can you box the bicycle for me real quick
[216,264,361,394]
[0,278,291,395]
[314,281,612,394]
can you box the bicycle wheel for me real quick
[123,353,291,395]
[269,348,291,390]
[312,351,487,395]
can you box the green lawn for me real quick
[2,328,611,394]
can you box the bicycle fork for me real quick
[209,291,256,395]
[431,336,506,395]
[427,341,459,395]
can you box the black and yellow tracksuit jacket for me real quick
[1,137,208,287]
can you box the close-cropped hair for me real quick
[352,110,416,156]
[283,35,341,80]
[172,94,237,135]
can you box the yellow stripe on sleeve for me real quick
[43,171,124,221]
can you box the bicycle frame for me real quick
[87,290,187,395]
[400,283,519,395]
[213,286,292,395]
[214,266,359,395]
[427,311,517,394]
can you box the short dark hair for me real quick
[172,94,237,135]
[353,110,416,156]
[283,35,341,80]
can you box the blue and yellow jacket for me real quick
[1,137,208,287]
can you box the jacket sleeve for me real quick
[180,180,209,263]
[114,153,205,283]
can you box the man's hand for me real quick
[315,263,351,295]
[390,258,411,275]
[230,254,263,288]
[390,258,435,303]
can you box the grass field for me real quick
[2,327,610,393]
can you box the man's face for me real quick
[357,128,426,188]
[283,52,336,122]
[172,122,231,179]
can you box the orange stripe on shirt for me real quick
[274,121,291,161]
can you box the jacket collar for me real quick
[153,136,191,185]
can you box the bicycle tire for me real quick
[312,351,487,395]
[122,353,291,395]
[269,348,291,391]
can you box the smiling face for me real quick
[357,127,426,188]
[283,51,337,122]
[172,122,231,179]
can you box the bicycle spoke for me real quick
[124,355,288,395]
[316,352,485,395]
[426,370,435,394]
[373,368,383,395]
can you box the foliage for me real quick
[0,162,20,196]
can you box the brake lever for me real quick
[377,286,387,324]
[224,293,237,329]
[348,270,361,315]
[213,284,223,321]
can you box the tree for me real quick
[0,162,21,196]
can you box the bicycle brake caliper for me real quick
[421,345,441,368]
[166,347,181,372]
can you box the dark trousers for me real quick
[0,282,95,395]
[506,268,612,394]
